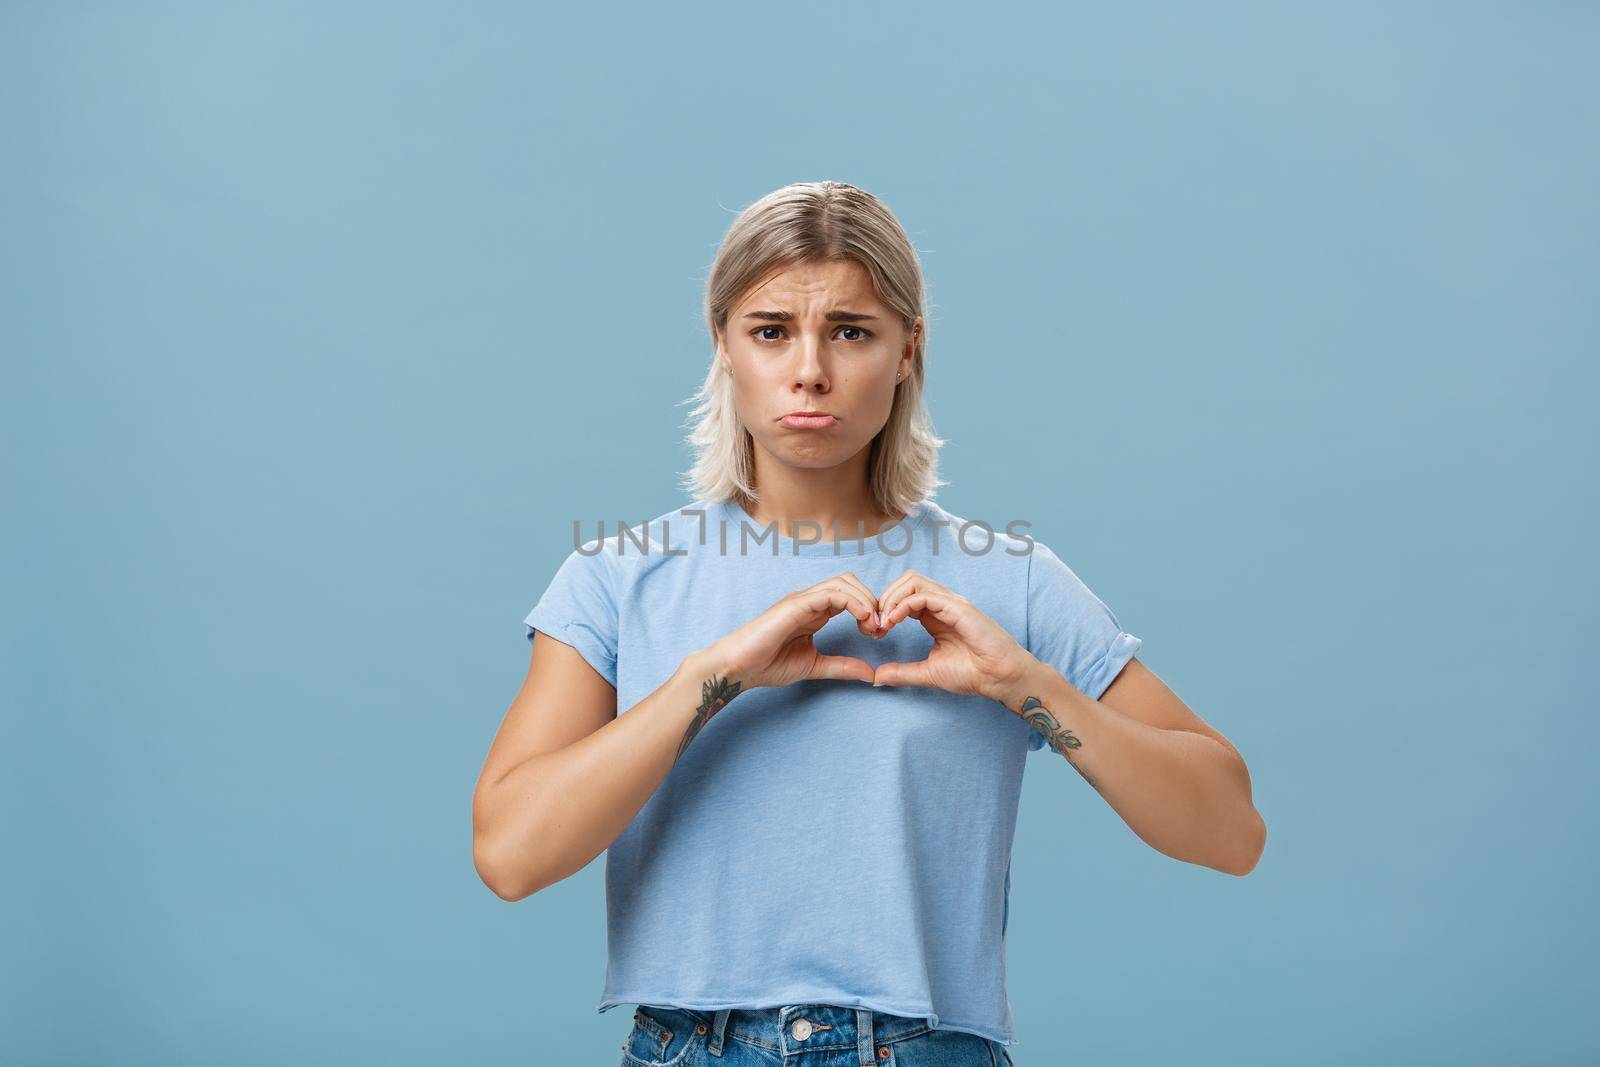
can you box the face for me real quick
[718,258,918,472]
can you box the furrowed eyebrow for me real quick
[741,310,880,323]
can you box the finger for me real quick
[878,573,934,626]
[804,580,874,623]
[827,570,874,602]
[793,587,874,633]
[808,654,876,685]
[873,658,936,688]
[884,591,966,633]
[876,572,928,630]
[880,572,958,622]
[825,572,883,631]
[877,569,918,608]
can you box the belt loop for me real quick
[707,1008,732,1056]
[856,1008,875,1065]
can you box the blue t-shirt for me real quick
[522,496,1141,1047]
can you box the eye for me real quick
[749,326,874,343]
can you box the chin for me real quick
[775,448,844,468]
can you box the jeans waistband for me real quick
[651,1003,933,1059]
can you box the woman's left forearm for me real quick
[992,657,1265,876]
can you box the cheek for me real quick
[728,365,775,409]
[726,369,777,435]
[728,353,781,388]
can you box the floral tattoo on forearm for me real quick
[675,673,742,761]
[1017,695,1099,791]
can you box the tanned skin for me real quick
[1016,694,1097,791]
[675,674,743,762]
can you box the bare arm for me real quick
[840,570,1266,876]
[472,639,744,901]
[996,656,1267,876]
[472,573,880,902]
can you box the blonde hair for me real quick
[677,181,947,518]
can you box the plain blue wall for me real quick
[4,3,1594,1063]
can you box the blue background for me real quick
[4,3,1594,1064]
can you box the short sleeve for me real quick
[1023,541,1142,750]
[523,544,619,689]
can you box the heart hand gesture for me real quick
[705,570,1035,704]
[870,570,1033,702]
[706,573,884,690]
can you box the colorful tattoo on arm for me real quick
[675,674,742,761]
[1017,695,1099,791]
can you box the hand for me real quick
[871,570,1035,702]
[706,573,884,690]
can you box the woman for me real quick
[473,181,1266,1065]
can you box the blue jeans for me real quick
[619,1004,1017,1066]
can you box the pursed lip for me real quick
[779,410,836,419]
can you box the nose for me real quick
[791,336,829,392]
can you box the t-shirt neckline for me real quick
[715,497,931,558]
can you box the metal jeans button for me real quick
[791,1018,813,1041]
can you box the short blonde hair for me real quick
[677,181,947,518]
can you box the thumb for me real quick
[873,660,932,688]
[809,654,876,685]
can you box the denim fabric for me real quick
[620,1004,1017,1067]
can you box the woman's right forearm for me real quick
[476,646,750,900]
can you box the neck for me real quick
[737,451,904,542]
